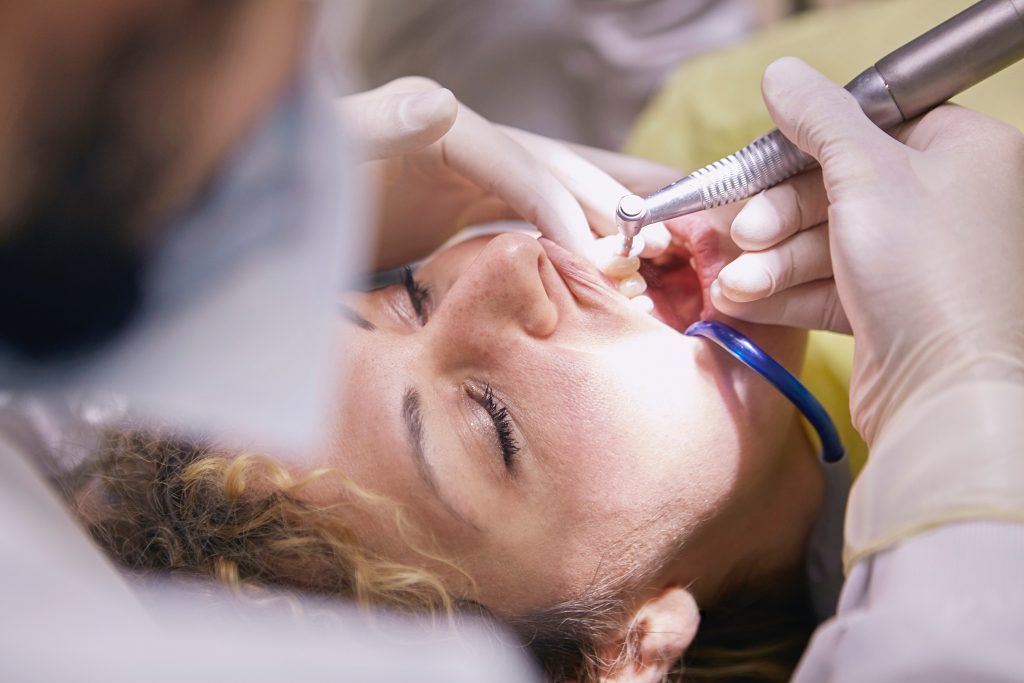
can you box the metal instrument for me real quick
[617,0,1024,255]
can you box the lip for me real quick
[538,238,624,309]
[641,254,702,333]
[542,214,726,335]
[536,216,729,335]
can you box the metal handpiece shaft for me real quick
[617,0,1024,255]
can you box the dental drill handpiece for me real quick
[617,0,1024,256]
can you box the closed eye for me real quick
[402,266,432,325]
[466,382,520,472]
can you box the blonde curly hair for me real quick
[59,429,816,682]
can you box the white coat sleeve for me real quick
[794,379,1024,682]
[794,521,1024,683]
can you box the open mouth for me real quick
[642,216,726,334]
[539,214,727,334]
[642,252,704,334]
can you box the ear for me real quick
[599,587,700,683]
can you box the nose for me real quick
[429,233,559,366]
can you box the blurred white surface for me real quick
[351,0,757,149]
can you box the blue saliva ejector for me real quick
[686,321,844,464]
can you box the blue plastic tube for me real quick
[685,320,845,464]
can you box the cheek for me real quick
[729,322,807,381]
[593,337,750,517]
[325,331,414,506]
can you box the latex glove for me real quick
[498,127,674,258]
[711,57,1024,444]
[338,77,672,271]
[500,127,676,309]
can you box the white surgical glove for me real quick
[338,77,672,272]
[710,57,1024,446]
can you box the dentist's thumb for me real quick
[761,57,901,179]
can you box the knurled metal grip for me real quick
[623,0,1024,231]
[694,130,814,209]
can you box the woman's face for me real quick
[325,217,820,616]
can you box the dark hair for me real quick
[506,563,816,682]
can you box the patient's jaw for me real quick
[320,230,822,617]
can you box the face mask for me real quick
[0,68,366,451]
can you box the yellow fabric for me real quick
[626,0,1024,173]
[799,332,867,477]
[624,0,1024,479]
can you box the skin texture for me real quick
[318,214,823,619]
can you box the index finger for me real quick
[890,103,1020,153]
[444,108,592,256]
[498,126,671,256]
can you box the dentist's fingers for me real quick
[338,87,458,160]
[562,142,683,194]
[445,109,594,256]
[499,126,671,257]
[637,223,672,257]
[717,223,832,302]
[566,143,676,256]
[499,126,623,236]
[710,278,851,334]
[890,102,1022,153]
[730,169,830,251]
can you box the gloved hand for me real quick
[338,77,673,271]
[710,57,1024,444]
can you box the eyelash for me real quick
[402,269,517,471]
[479,384,520,470]
[401,266,431,325]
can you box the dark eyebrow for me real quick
[401,388,480,531]
[402,388,440,496]
[338,303,375,331]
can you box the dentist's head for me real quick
[0,0,310,359]
[0,2,359,446]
